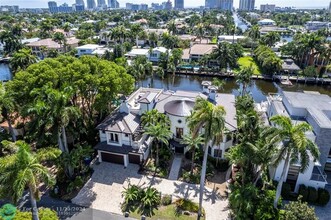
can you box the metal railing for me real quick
[311,166,327,182]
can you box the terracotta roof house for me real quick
[182,44,217,62]
[95,84,237,167]
[27,37,79,59]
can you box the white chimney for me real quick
[119,96,131,114]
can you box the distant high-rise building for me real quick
[165,0,172,10]
[205,0,218,8]
[219,0,233,10]
[97,0,106,7]
[58,3,72,13]
[260,4,276,12]
[76,0,85,5]
[239,0,255,11]
[48,1,58,13]
[329,1,331,13]
[86,0,96,9]
[75,4,85,11]
[175,0,184,9]
[108,0,119,8]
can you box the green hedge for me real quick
[317,188,330,206]
[281,183,293,200]
[298,185,308,201]
[308,187,318,203]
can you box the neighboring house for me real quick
[305,21,330,31]
[76,44,111,57]
[182,44,217,62]
[260,91,331,192]
[148,47,169,63]
[27,37,79,58]
[258,19,276,26]
[218,35,246,43]
[95,84,237,167]
[125,47,169,63]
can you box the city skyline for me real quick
[1,0,330,8]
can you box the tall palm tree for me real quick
[195,23,205,43]
[130,24,143,47]
[0,141,61,220]
[187,97,226,219]
[181,134,204,173]
[236,65,254,96]
[247,25,260,54]
[270,115,320,208]
[144,124,172,167]
[10,48,37,74]
[148,32,158,48]
[141,109,161,127]
[167,20,177,35]
[52,32,67,53]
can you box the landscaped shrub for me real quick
[141,187,161,209]
[281,183,292,200]
[317,188,330,206]
[307,187,318,203]
[0,204,16,220]
[175,198,199,213]
[208,156,230,172]
[13,208,59,220]
[161,194,172,206]
[298,185,308,201]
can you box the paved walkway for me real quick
[168,155,182,180]
[72,162,230,220]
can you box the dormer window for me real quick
[109,133,119,143]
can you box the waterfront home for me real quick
[76,44,111,57]
[125,47,170,63]
[305,21,330,32]
[258,19,276,26]
[27,37,79,58]
[95,83,237,167]
[182,44,217,62]
[260,91,331,192]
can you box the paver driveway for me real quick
[72,162,230,220]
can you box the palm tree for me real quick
[130,24,143,47]
[52,32,67,52]
[212,78,225,92]
[270,115,320,208]
[167,20,177,35]
[181,134,204,173]
[148,32,158,48]
[10,48,37,73]
[141,109,161,127]
[0,141,61,220]
[247,25,260,54]
[195,23,205,43]
[261,32,281,47]
[236,65,254,96]
[187,97,226,219]
[144,124,172,167]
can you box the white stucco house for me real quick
[125,47,170,63]
[76,44,111,57]
[95,83,237,167]
[258,19,276,26]
[258,91,331,192]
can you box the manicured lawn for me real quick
[129,204,203,220]
[236,56,262,75]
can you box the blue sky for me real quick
[0,0,329,8]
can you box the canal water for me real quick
[0,63,11,81]
[141,74,331,103]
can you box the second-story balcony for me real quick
[311,166,327,182]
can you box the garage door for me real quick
[129,153,141,164]
[101,152,124,164]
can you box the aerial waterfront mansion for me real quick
[95,82,237,167]
[258,91,331,192]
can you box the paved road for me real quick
[69,208,136,220]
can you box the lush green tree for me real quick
[0,141,61,220]
[10,48,37,73]
[247,25,260,53]
[148,32,158,48]
[269,115,320,208]
[281,196,318,220]
[303,66,318,78]
[166,20,177,35]
[211,42,243,70]
[187,97,226,219]
[260,32,281,47]
[52,32,67,52]
[0,84,16,141]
